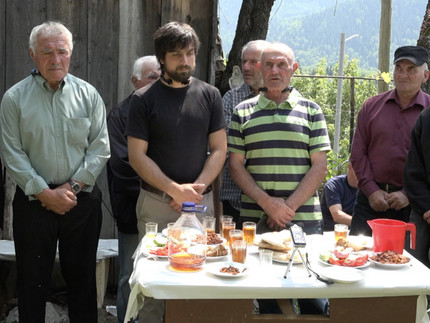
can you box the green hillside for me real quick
[219,0,427,71]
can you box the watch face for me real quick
[71,182,80,192]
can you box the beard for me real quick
[164,65,194,83]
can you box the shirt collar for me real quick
[387,88,427,109]
[258,88,301,109]
[31,69,67,92]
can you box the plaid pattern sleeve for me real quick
[219,84,254,210]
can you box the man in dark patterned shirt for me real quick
[220,40,268,225]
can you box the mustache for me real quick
[177,65,191,70]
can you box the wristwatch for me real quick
[67,179,82,194]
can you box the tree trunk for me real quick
[418,0,430,94]
[218,0,275,95]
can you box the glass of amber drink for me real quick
[232,240,247,263]
[242,221,256,245]
[334,224,349,242]
[229,229,244,250]
[219,215,233,234]
[222,220,236,242]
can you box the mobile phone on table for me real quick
[290,224,306,247]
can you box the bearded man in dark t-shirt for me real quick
[125,21,226,323]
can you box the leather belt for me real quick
[376,182,402,193]
[140,181,212,199]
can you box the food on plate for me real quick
[256,230,292,252]
[335,237,371,252]
[320,246,369,267]
[207,245,228,257]
[271,250,303,263]
[149,242,182,257]
[220,265,243,275]
[370,250,410,264]
[154,236,168,247]
[192,232,223,245]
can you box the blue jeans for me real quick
[116,231,139,323]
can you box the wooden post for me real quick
[378,0,392,94]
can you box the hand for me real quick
[423,210,430,224]
[169,183,205,212]
[261,197,294,230]
[36,187,77,215]
[368,190,389,212]
[385,191,409,210]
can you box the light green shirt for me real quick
[0,73,110,197]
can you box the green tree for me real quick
[292,58,379,180]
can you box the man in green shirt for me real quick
[228,42,331,235]
[0,21,110,322]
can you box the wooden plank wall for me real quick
[0,0,218,239]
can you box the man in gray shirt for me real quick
[0,21,110,322]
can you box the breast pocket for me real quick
[65,117,91,147]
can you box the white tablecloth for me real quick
[125,234,430,323]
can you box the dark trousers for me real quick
[406,210,430,268]
[13,185,102,323]
[350,190,411,236]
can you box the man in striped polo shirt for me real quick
[228,42,331,235]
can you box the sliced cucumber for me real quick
[154,236,168,247]
[319,251,331,263]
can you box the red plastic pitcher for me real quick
[367,219,415,254]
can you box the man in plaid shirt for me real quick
[220,40,269,225]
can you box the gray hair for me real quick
[29,21,73,53]
[241,40,270,58]
[132,55,159,80]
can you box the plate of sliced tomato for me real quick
[319,248,370,268]
[144,242,184,259]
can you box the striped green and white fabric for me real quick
[228,90,331,221]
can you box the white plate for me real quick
[319,267,365,284]
[318,257,370,269]
[142,247,169,259]
[206,262,249,278]
[273,259,301,265]
[272,256,303,265]
[368,258,411,269]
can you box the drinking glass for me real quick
[242,221,256,245]
[202,216,216,234]
[231,240,247,263]
[219,215,233,234]
[222,221,236,241]
[229,229,244,250]
[145,222,158,239]
[334,224,348,242]
[259,249,273,267]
